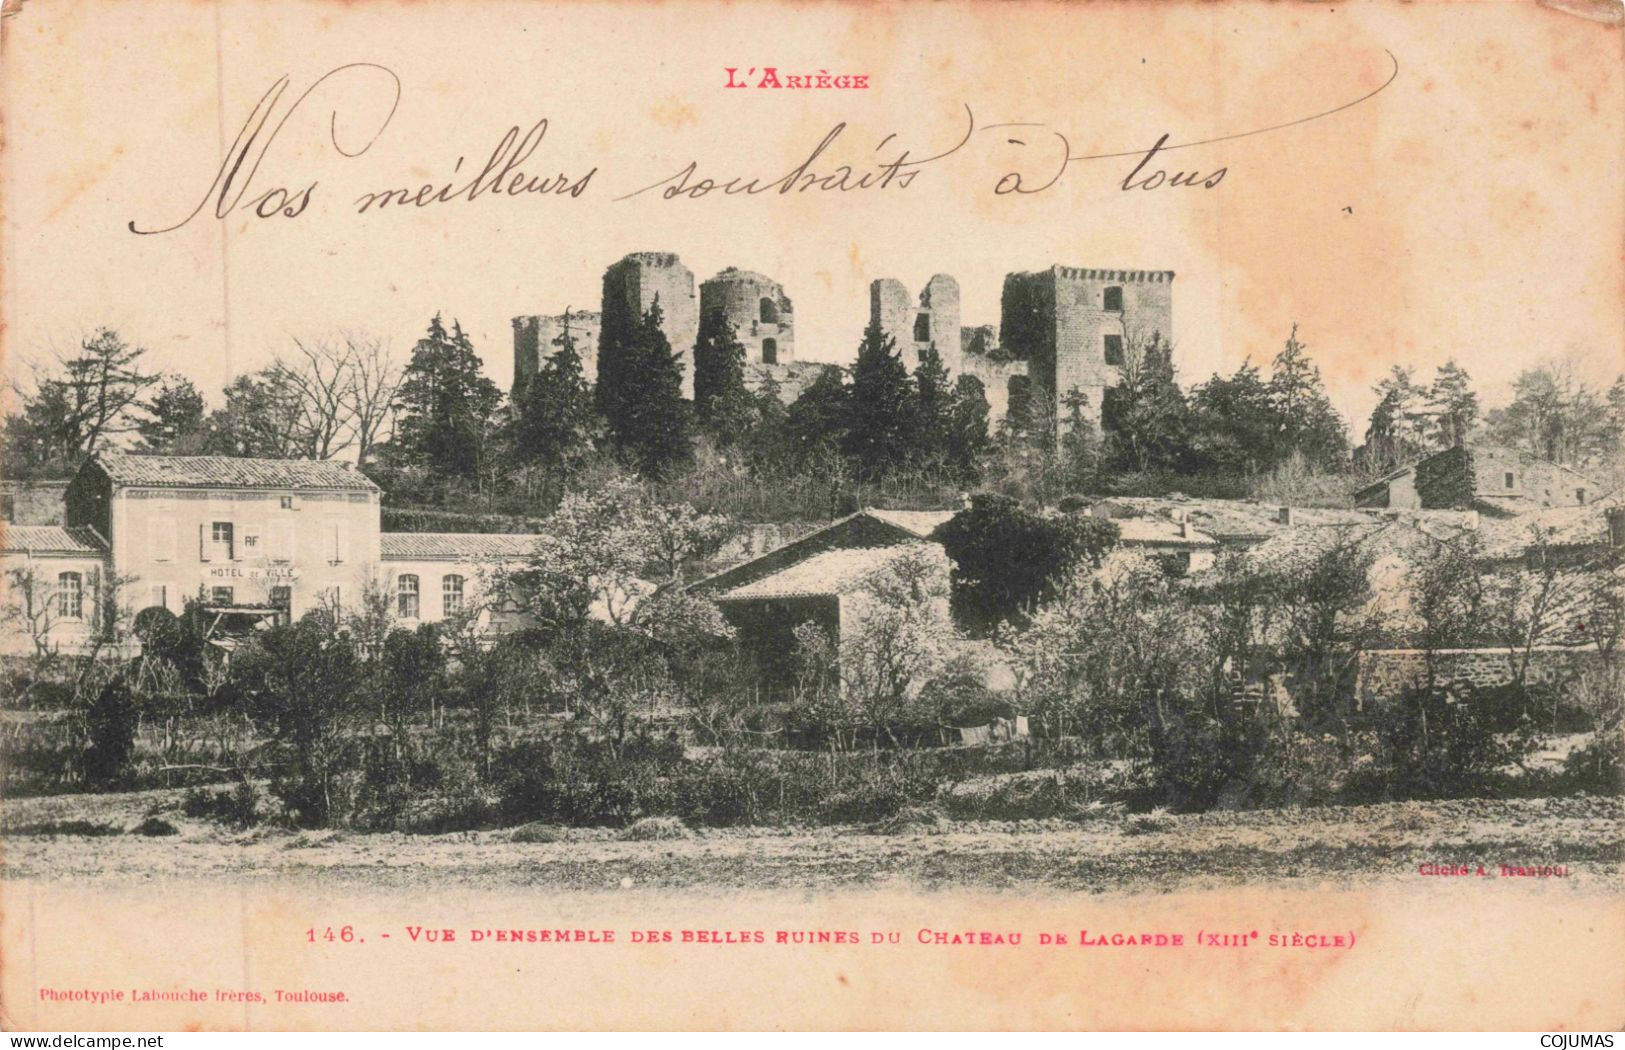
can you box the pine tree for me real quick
[516,311,599,481]
[602,297,693,478]
[1267,326,1347,471]
[782,366,849,474]
[912,343,956,469]
[1426,359,1479,450]
[692,307,757,447]
[841,320,917,480]
[137,375,207,453]
[1100,331,1188,473]
[394,314,505,479]
[947,374,991,481]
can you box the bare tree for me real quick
[344,333,403,468]
[281,338,360,460]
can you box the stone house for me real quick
[1354,443,1599,512]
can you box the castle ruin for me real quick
[600,251,700,399]
[999,266,1174,433]
[511,311,601,401]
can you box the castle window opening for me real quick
[57,572,84,619]
[914,313,931,343]
[398,574,420,619]
[759,297,779,324]
[1505,472,1516,490]
[1103,286,1123,312]
[1577,488,1587,504]
[443,574,465,616]
[762,337,778,365]
[1103,334,1124,366]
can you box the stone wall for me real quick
[1,480,68,525]
[1354,645,1606,707]
[999,266,1173,437]
[511,311,601,400]
[601,252,699,399]
[869,274,961,370]
[699,268,795,365]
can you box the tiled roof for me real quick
[0,525,107,555]
[720,545,923,601]
[862,508,956,538]
[1477,500,1622,560]
[1114,517,1218,548]
[92,453,380,492]
[380,533,541,561]
[1090,497,1373,541]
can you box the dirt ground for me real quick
[4,788,1620,894]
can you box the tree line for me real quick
[6,315,1621,520]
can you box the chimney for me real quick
[1607,507,1625,549]
[1277,506,1294,526]
[1179,520,1191,539]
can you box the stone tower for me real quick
[999,266,1174,433]
[511,310,602,401]
[868,274,962,370]
[600,252,700,399]
[698,268,795,364]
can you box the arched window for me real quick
[1103,286,1123,312]
[397,574,420,619]
[762,337,778,365]
[442,574,465,616]
[759,297,779,324]
[57,572,83,619]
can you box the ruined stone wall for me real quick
[1000,266,1173,435]
[511,311,601,399]
[869,274,961,369]
[1354,646,1606,708]
[700,268,795,365]
[601,252,699,399]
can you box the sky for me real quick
[3,0,1621,437]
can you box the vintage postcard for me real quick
[1,0,1621,1032]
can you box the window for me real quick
[1505,472,1516,490]
[442,574,465,616]
[211,521,234,560]
[270,586,291,611]
[1577,488,1588,504]
[1103,286,1124,312]
[759,297,779,324]
[398,574,420,619]
[280,495,295,510]
[57,572,84,619]
[150,583,169,611]
[1,494,14,523]
[762,337,778,365]
[1103,334,1124,366]
[913,313,931,343]
[211,586,234,606]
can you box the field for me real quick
[5,787,1620,894]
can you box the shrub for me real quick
[84,676,138,788]
[131,817,178,836]
[1558,730,1623,796]
[621,816,692,840]
[180,782,262,829]
[1371,684,1539,800]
